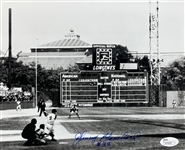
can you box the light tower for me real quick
[149,0,160,85]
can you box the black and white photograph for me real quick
[0,0,184,149]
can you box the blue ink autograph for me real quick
[72,130,141,147]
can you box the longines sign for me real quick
[92,44,116,71]
[93,65,115,71]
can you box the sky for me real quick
[0,0,184,66]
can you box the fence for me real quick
[0,100,35,110]
[166,91,185,108]
[149,84,185,107]
[149,84,167,107]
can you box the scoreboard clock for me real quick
[96,48,112,65]
[92,44,116,71]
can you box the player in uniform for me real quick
[46,109,57,141]
[172,100,177,108]
[35,124,48,145]
[68,103,80,119]
[16,99,21,111]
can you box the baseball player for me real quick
[35,124,48,145]
[16,99,21,111]
[46,109,57,141]
[68,103,80,119]
[172,100,177,108]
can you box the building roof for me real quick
[31,30,92,49]
[39,39,91,48]
[18,30,92,69]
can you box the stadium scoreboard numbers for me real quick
[60,71,149,106]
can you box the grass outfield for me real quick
[0,107,185,150]
[59,107,185,115]
[61,119,185,135]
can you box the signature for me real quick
[72,130,141,147]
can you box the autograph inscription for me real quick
[72,130,141,147]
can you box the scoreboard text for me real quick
[60,71,148,106]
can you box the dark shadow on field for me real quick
[120,120,185,130]
[140,133,185,139]
[0,140,65,150]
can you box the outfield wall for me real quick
[167,91,185,108]
[0,101,35,110]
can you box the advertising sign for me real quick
[92,44,116,71]
[120,63,138,70]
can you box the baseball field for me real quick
[0,107,185,150]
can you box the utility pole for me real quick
[149,0,160,85]
[8,8,12,89]
[35,39,39,108]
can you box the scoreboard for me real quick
[60,70,149,106]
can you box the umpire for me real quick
[37,99,42,112]
[21,118,38,146]
[39,100,46,116]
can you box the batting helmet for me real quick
[52,109,57,113]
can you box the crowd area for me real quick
[0,82,33,102]
[0,91,33,102]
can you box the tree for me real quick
[136,55,150,71]
[0,60,8,83]
[161,57,185,90]
[114,45,133,63]
[0,58,78,105]
[0,59,36,91]
[67,64,80,72]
